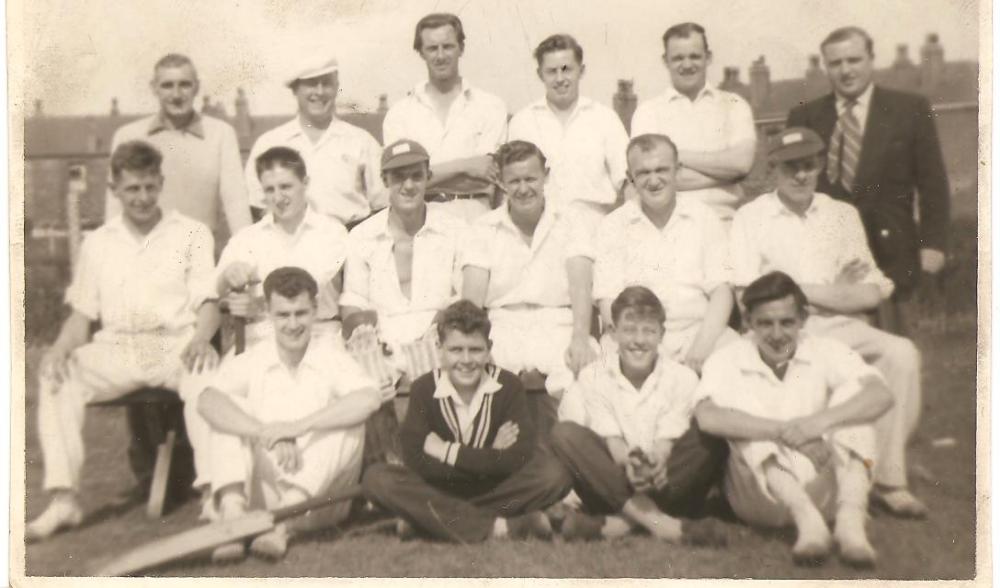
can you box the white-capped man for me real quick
[508,34,629,228]
[200,267,381,562]
[695,272,894,568]
[244,55,385,229]
[630,23,756,226]
[382,12,508,221]
[107,53,251,250]
[587,134,737,374]
[28,141,220,541]
[341,139,467,379]
[462,140,598,433]
[217,146,349,348]
[729,126,926,518]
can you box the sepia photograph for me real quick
[11,0,987,583]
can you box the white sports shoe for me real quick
[26,497,83,542]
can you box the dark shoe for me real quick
[680,517,729,548]
[560,510,604,542]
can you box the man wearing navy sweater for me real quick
[362,300,573,542]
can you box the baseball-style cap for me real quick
[285,55,339,88]
[381,139,430,171]
[768,127,826,162]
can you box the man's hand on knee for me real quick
[273,440,302,474]
[778,415,829,448]
[565,334,598,376]
[492,420,519,450]
[40,346,73,385]
[796,438,834,472]
[181,337,219,374]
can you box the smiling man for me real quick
[729,127,927,518]
[694,272,894,567]
[200,267,381,562]
[362,300,572,542]
[382,13,508,220]
[787,26,950,330]
[27,141,221,541]
[630,23,757,226]
[461,140,598,435]
[586,134,736,374]
[106,54,250,251]
[244,55,385,228]
[217,147,350,347]
[508,34,629,227]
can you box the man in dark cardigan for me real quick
[362,300,572,542]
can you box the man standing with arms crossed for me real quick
[508,34,629,228]
[630,23,757,226]
[787,26,950,332]
[244,54,385,229]
[383,13,508,221]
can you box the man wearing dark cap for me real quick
[244,54,385,228]
[728,127,926,518]
[341,139,468,382]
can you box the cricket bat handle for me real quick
[271,483,363,523]
[234,316,246,355]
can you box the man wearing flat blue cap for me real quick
[245,53,386,229]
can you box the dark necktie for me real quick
[826,99,861,192]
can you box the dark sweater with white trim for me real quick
[401,365,536,486]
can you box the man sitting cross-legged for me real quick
[694,271,894,567]
[27,140,221,541]
[362,300,573,542]
[199,267,381,562]
[550,286,728,543]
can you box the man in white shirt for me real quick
[341,139,467,381]
[729,127,926,518]
[630,23,757,225]
[508,34,629,228]
[200,267,381,562]
[695,272,894,568]
[244,55,385,228]
[551,286,728,543]
[27,141,220,541]
[218,146,349,347]
[462,140,599,433]
[382,13,508,221]
[588,134,737,374]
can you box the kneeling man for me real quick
[551,286,728,542]
[362,300,572,542]
[694,271,894,567]
[199,267,381,561]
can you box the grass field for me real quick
[20,309,980,580]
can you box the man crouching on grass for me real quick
[551,286,729,544]
[362,300,573,542]
[694,271,894,567]
[199,267,381,562]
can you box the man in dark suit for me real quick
[787,26,950,332]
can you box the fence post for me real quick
[66,163,87,272]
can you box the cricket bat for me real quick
[91,483,363,576]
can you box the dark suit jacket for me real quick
[787,85,950,294]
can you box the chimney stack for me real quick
[613,79,638,134]
[920,33,945,91]
[110,98,120,117]
[33,99,43,117]
[377,94,389,114]
[234,88,252,143]
[749,56,771,110]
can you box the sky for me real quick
[18,0,981,118]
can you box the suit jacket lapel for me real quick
[854,85,892,197]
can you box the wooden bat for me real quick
[91,483,362,577]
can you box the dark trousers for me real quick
[551,420,727,518]
[362,453,572,543]
[526,391,559,448]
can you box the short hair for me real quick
[495,140,547,172]
[263,266,318,303]
[153,53,197,79]
[255,146,308,181]
[611,286,666,325]
[110,140,163,182]
[413,13,465,52]
[533,34,583,66]
[436,300,491,342]
[741,271,809,317]
[662,22,710,55]
[626,133,679,166]
[821,26,874,57]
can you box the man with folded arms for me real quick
[695,272,894,567]
[729,127,926,517]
